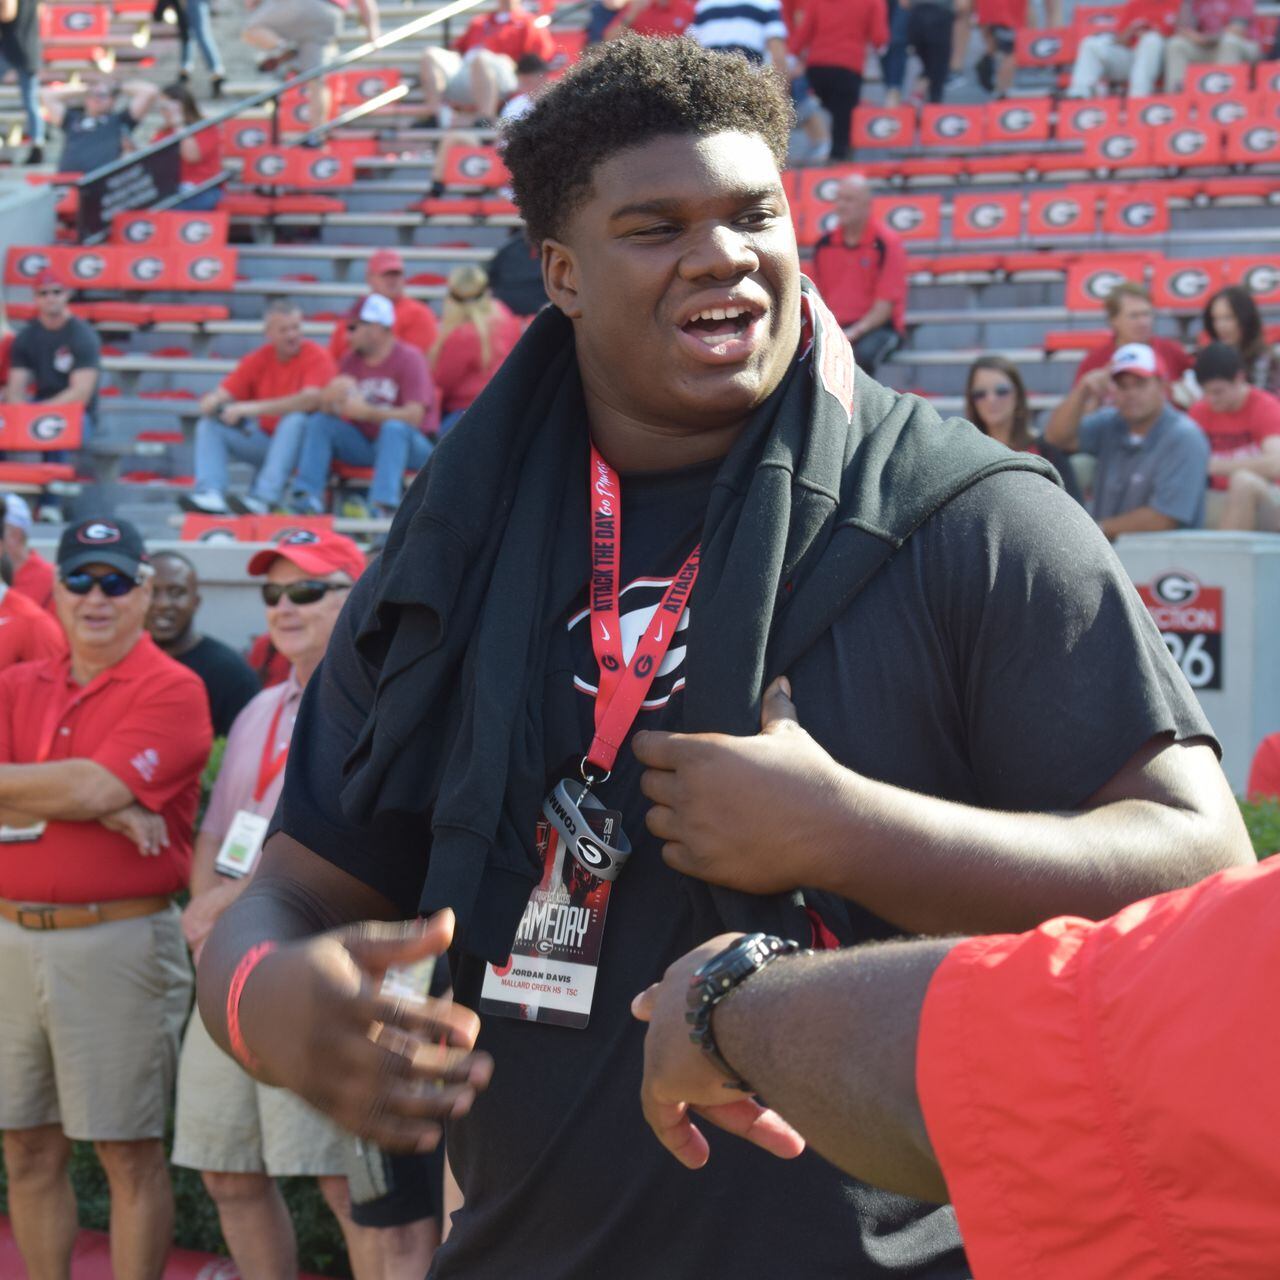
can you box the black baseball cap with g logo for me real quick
[57,517,148,577]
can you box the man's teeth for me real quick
[689,305,751,323]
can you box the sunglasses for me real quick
[261,579,348,607]
[972,384,1014,401]
[61,570,141,597]
[37,287,65,297]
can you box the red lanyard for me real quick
[254,695,293,803]
[584,444,700,779]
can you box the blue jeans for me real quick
[293,413,432,511]
[174,185,222,211]
[193,412,306,503]
[883,0,910,93]
[0,53,44,145]
[181,0,225,73]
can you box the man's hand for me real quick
[237,909,493,1152]
[198,390,224,417]
[100,803,169,856]
[183,880,242,962]
[221,402,250,426]
[342,395,377,423]
[633,677,849,894]
[1080,367,1112,401]
[631,934,806,1170]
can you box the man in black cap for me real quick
[0,517,212,1280]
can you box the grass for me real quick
[4,798,1279,1273]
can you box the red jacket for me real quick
[432,304,524,415]
[790,0,889,73]
[1115,0,1178,43]
[920,856,1280,1279]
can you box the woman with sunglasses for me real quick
[965,354,1081,503]
[173,529,438,1279]
[1202,285,1280,399]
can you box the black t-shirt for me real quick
[174,634,261,739]
[58,106,135,175]
[11,316,102,419]
[277,452,1212,1277]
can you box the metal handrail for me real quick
[74,0,489,196]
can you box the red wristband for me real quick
[226,940,278,1074]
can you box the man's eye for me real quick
[737,209,778,228]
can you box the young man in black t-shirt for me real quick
[195,37,1251,1280]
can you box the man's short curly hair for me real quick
[501,35,794,246]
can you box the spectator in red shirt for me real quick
[329,248,440,363]
[807,174,907,376]
[1247,732,1280,800]
[0,526,64,668]
[790,0,888,161]
[1165,0,1260,89]
[3,494,54,609]
[152,82,224,212]
[605,0,697,39]
[0,516,211,1280]
[418,0,554,124]
[183,300,335,517]
[292,294,437,517]
[432,264,525,434]
[1075,282,1192,385]
[973,0,1022,95]
[1067,0,1177,95]
[1191,342,1280,529]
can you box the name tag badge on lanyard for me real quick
[214,698,290,880]
[480,445,700,1028]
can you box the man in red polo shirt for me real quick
[328,248,440,364]
[417,0,555,124]
[605,0,697,40]
[3,493,55,609]
[0,516,212,1280]
[1075,282,1191,386]
[808,173,908,376]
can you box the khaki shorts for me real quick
[0,906,191,1140]
[431,47,519,107]
[253,0,341,72]
[172,1007,355,1177]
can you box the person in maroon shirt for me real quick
[418,0,555,123]
[807,173,907,375]
[1075,282,1191,386]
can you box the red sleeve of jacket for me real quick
[432,326,478,406]
[790,4,814,55]
[919,857,1280,1280]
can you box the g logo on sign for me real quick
[179,221,214,245]
[1101,135,1138,160]
[887,205,924,232]
[189,257,223,283]
[124,221,157,244]
[1168,269,1210,299]
[815,177,840,202]
[1211,101,1246,124]
[17,253,48,279]
[998,108,1034,133]
[1043,200,1079,227]
[967,204,1006,231]
[130,257,165,283]
[1169,129,1205,156]
[866,116,901,141]
[459,154,493,179]
[1244,265,1280,295]
[1139,103,1174,127]
[72,255,107,281]
[255,154,288,178]
[934,114,969,139]
[1086,270,1127,300]
[1199,71,1233,94]
[1072,107,1106,131]
[1243,127,1279,154]
[1152,572,1199,605]
[65,10,94,30]
[309,157,341,181]
[238,126,269,148]
[1029,35,1061,57]
[1120,203,1157,229]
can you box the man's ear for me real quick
[542,238,582,319]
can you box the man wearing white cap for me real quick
[1046,341,1209,537]
[290,295,437,518]
[2,494,54,610]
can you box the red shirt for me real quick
[809,218,908,333]
[455,6,554,60]
[1076,335,1191,382]
[246,632,290,688]
[919,857,1280,1279]
[1247,732,1280,802]
[790,0,889,74]
[338,340,437,440]
[0,588,65,670]
[1191,386,1280,490]
[432,304,524,414]
[1115,0,1178,42]
[0,331,12,388]
[605,0,696,38]
[222,340,336,433]
[154,123,223,188]
[329,295,440,364]
[0,633,212,904]
[11,550,55,611]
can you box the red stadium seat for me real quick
[1072,4,1120,32]
[1224,119,1280,163]
[269,195,346,214]
[1128,93,1195,129]
[1045,329,1110,353]
[1187,65,1249,97]
[1150,258,1227,310]
[1196,93,1259,127]
[1226,256,1280,305]
[1151,123,1224,168]
[1256,61,1280,96]
[439,146,511,189]
[1027,186,1100,236]
[1056,99,1122,141]
[113,210,229,249]
[852,106,916,150]
[928,253,1005,276]
[1003,251,1073,278]
[1065,256,1153,310]
[919,104,985,148]
[871,194,943,241]
[951,193,1021,240]
[1015,27,1078,66]
[40,6,110,42]
[1083,129,1152,169]
[1102,190,1169,235]
[1200,176,1277,202]
[965,154,1036,177]
[0,462,77,485]
[985,99,1052,143]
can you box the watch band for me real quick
[685,933,806,1092]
